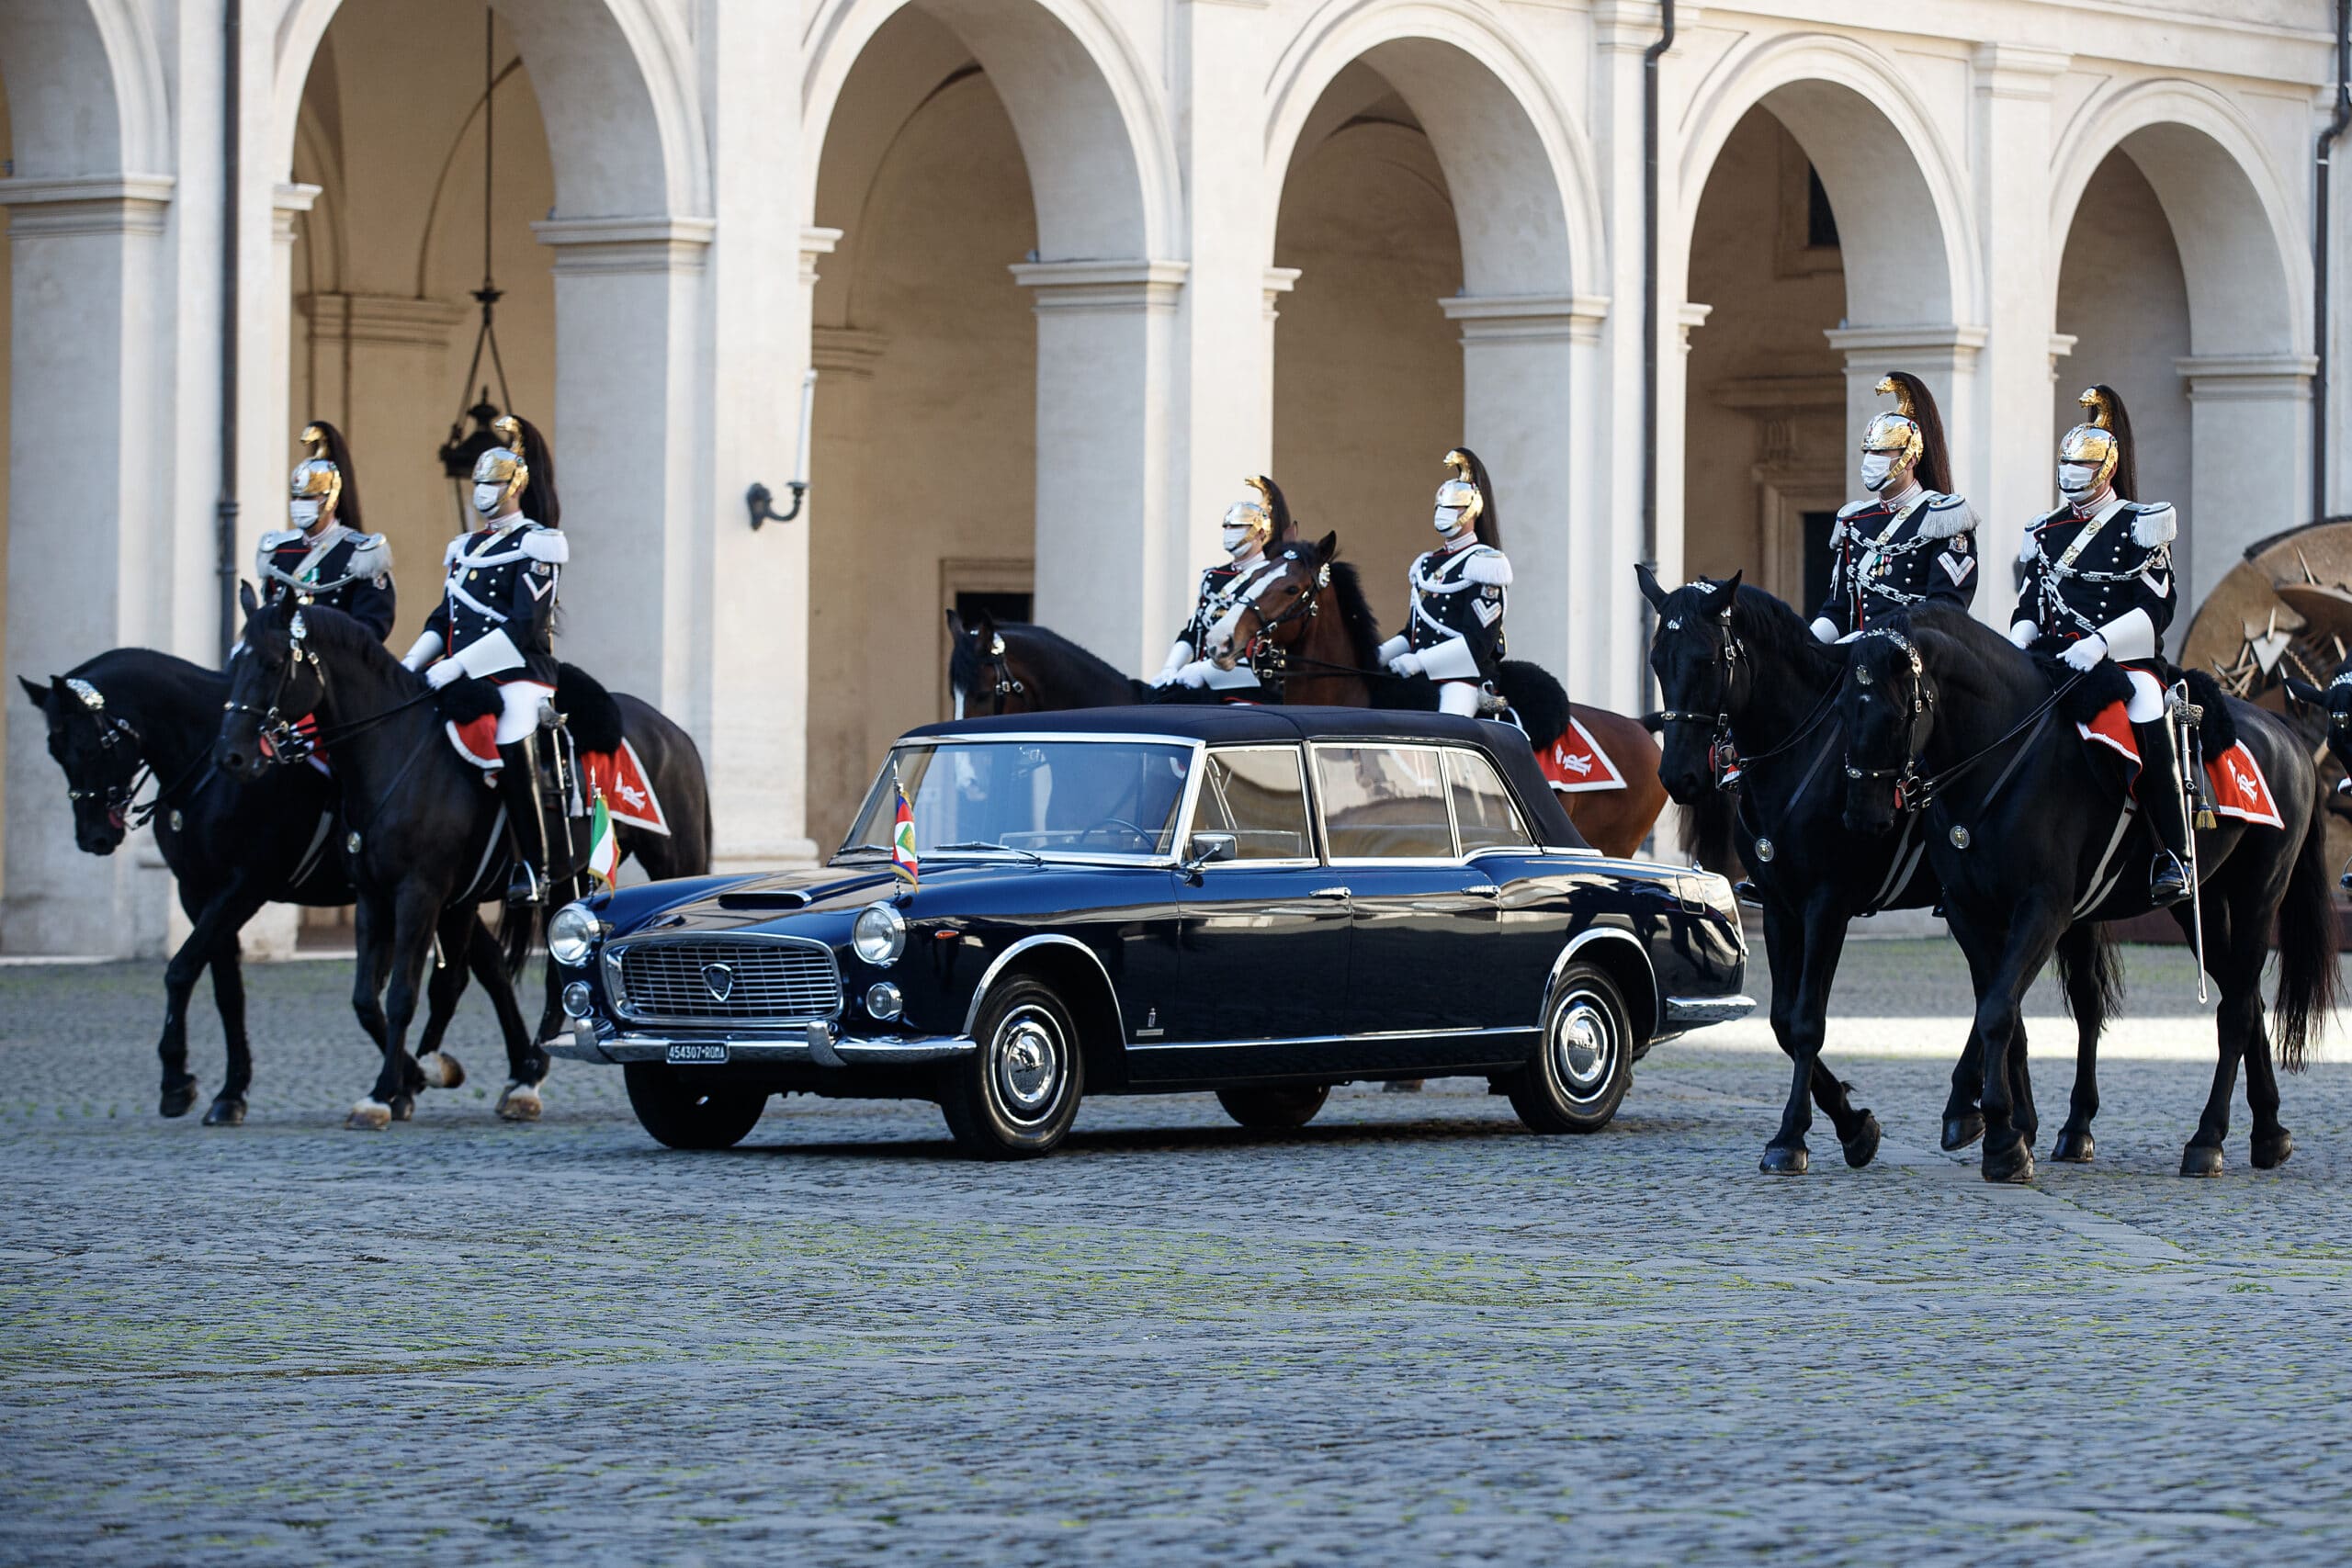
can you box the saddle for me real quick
[431,663,669,839]
[2027,654,2276,827]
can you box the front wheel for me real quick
[1216,1083,1329,1131]
[1505,963,1633,1134]
[940,978,1084,1158]
[622,1063,769,1150]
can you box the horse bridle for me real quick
[964,632,1026,716]
[1841,627,1936,814]
[224,610,329,765]
[1654,605,1747,790]
[1227,555,1330,682]
[60,678,157,825]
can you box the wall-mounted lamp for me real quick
[749,367,819,530]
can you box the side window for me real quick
[1315,745,1455,859]
[1193,748,1312,862]
[1446,749,1533,852]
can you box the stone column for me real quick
[1825,325,1988,482]
[1010,259,1187,672]
[1440,293,1611,701]
[2177,354,2317,609]
[0,175,177,955]
[531,217,713,721]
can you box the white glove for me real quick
[1387,650,1426,679]
[1174,660,1214,690]
[1375,634,1408,667]
[2007,621,2039,650]
[401,630,445,671]
[2061,634,2108,672]
[425,659,464,690]
[1809,617,1839,645]
[1150,641,1193,688]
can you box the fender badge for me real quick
[169,809,184,833]
[346,831,363,855]
[1754,837,1775,863]
[1949,826,1971,850]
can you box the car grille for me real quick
[611,938,842,1024]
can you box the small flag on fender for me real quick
[586,787,620,890]
[890,770,921,891]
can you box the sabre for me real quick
[2171,681,2210,1005]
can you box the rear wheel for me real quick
[622,1063,769,1150]
[1506,963,1633,1134]
[1216,1083,1329,1131]
[940,978,1084,1158]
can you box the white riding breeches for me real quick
[2123,668,2165,724]
[495,680,555,746]
[1437,681,1482,718]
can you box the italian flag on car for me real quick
[586,788,620,889]
[891,771,920,891]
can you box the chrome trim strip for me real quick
[963,934,1130,1043]
[1664,994,1756,1026]
[556,1029,975,1066]
[603,929,843,1028]
[1547,927,1661,1032]
[1125,1024,1538,1052]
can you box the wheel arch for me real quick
[1550,927,1657,1050]
[964,934,1130,1090]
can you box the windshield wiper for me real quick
[832,845,891,861]
[934,840,1045,864]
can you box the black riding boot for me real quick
[497,735,549,906]
[2132,716,2192,907]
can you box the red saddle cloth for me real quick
[1535,716,1629,795]
[580,740,670,836]
[2077,702,2283,829]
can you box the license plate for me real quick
[666,1043,729,1066]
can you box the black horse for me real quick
[1841,604,2335,1180]
[214,589,709,1127]
[1639,570,2117,1172]
[20,651,524,1124]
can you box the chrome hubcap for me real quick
[993,1007,1065,1122]
[1551,995,1614,1101]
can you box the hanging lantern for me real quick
[435,9,513,536]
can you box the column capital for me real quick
[2177,354,2317,400]
[272,182,322,246]
[0,174,174,237]
[1593,1,1686,54]
[1972,42,2071,98]
[1825,322,1989,372]
[1440,292,1610,345]
[1262,266,1301,321]
[532,214,716,276]
[1677,300,1713,355]
[812,325,890,378]
[799,225,842,288]
[2048,333,2079,381]
[298,291,468,348]
[1009,258,1188,312]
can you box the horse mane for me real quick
[1886,603,2045,713]
[1003,622,1141,696]
[1317,556,1385,673]
[69,646,223,694]
[1728,584,1842,683]
[280,600,413,688]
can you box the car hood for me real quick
[604,857,1128,936]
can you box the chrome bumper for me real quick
[545,1017,975,1067]
[1662,993,1756,1028]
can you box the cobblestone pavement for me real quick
[6,946,2352,1565]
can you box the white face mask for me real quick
[289,498,323,529]
[1860,453,1896,493]
[1435,506,1469,538]
[472,482,507,519]
[2057,462,2102,505]
[1221,525,1255,558]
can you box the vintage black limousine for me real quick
[544,706,1750,1157]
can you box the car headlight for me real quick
[548,901,600,967]
[853,900,907,966]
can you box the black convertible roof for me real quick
[901,705,1590,850]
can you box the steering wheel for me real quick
[1090,816,1154,844]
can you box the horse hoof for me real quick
[2179,1144,2225,1179]
[496,1081,543,1122]
[1840,1113,1883,1169]
[345,1099,393,1132]
[200,1096,246,1127]
[159,1077,200,1119]
[415,1051,466,1090]
[2253,1130,2294,1170]
[388,1092,416,1122]
[1941,1112,1984,1152]
[2051,1128,2095,1164]
[1758,1144,1810,1175]
[1981,1142,2036,1185]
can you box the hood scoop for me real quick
[716,890,812,913]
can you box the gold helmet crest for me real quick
[1222,476,1278,552]
[1861,376,1926,471]
[290,423,343,511]
[470,413,529,506]
[1435,449,1485,527]
[2057,386,2123,491]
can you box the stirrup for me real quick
[2148,851,2190,908]
[507,861,548,907]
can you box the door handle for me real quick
[1462,885,1498,897]
[1310,886,1351,899]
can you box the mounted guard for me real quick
[400,413,572,904]
[1152,475,1294,699]
[1377,447,1511,717]
[256,422,395,642]
[1811,373,1976,643]
[2007,384,2189,905]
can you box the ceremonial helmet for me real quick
[289,421,363,530]
[470,414,529,514]
[1860,373,1953,494]
[1435,448,1500,547]
[2057,385,2138,500]
[1223,475,1290,554]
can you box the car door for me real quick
[1136,745,1351,1081]
[1311,743,1501,1058]
[1445,745,1570,1024]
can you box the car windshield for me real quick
[840,739,1194,863]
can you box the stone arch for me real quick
[1263,0,1597,297]
[801,0,1177,259]
[273,0,704,219]
[1675,32,1981,331]
[0,0,168,179]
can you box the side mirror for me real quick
[1182,832,1238,876]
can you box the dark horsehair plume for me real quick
[1878,372,1953,497]
[2080,384,2139,502]
[508,414,561,529]
[304,418,365,534]
[1446,446,1501,549]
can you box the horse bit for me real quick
[1842,626,1935,813]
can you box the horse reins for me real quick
[62,679,214,830]
[1844,626,2091,816]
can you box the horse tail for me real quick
[1677,785,1744,878]
[2272,795,2339,1072]
[2052,921,2121,1028]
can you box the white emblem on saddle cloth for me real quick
[580,739,671,836]
[1539,717,1629,795]
[2075,707,2283,829]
